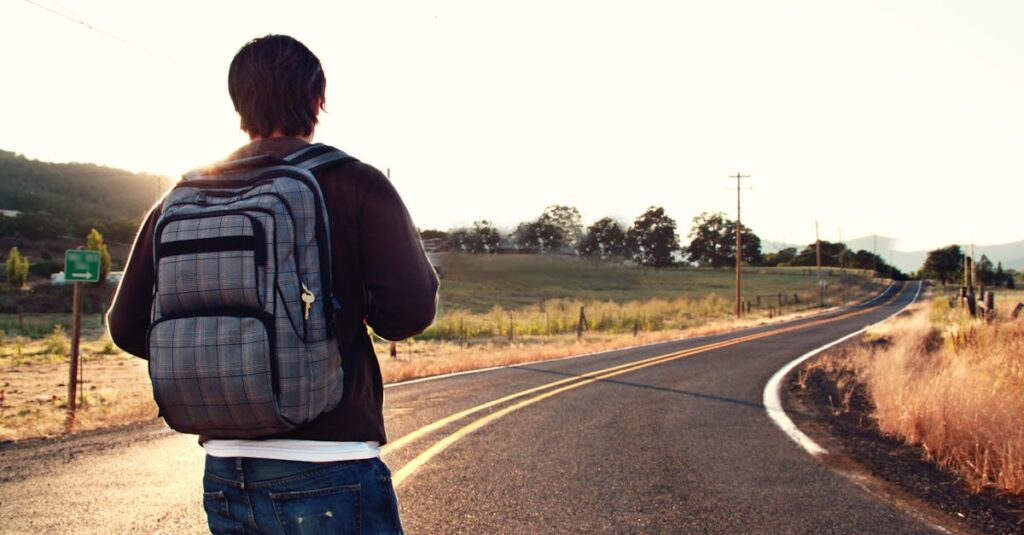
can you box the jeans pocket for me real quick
[270,484,361,535]
[202,490,240,534]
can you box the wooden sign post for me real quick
[63,249,101,432]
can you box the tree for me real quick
[512,220,556,251]
[540,205,583,248]
[684,212,732,268]
[468,220,501,253]
[684,211,762,267]
[763,247,797,267]
[6,246,29,288]
[994,262,1008,287]
[419,229,449,241]
[86,228,112,282]
[513,205,582,253]
[4,211,67,240]
[446,221,501,253]
[976,255,994,286]
[626,206,680,269]
[578,217,626,260]
[738,227,764,266]
[446,228,471,251]
[920,245,964,285]
[792,240,848,267]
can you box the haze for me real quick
[2,0,1022,251]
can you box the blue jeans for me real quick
[202,455,404,534]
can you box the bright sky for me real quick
[2,0,1022,251]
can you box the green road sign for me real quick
[64,250,101,282]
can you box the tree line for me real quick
[919,245,1016,288]
[425,205,908,278]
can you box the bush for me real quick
[44,324,70,357]
[98,334,118,355]
[6,246,29,288]
[86,228,112,282]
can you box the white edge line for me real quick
[762,280,922,456]
[386,282,899,390]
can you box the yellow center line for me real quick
[389,286,904,487]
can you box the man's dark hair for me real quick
[228,35,326,138]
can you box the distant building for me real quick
[50,271,123,285]
[0,209,21,218]
[421,238,445,252]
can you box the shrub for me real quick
[44,324,70,357]
[6,246,29,288]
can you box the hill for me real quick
[763,234,1023,274]
[0,149,169,242]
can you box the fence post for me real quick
[577,306,587,340]
[508,312,514,343]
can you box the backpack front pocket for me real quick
[147,313,293,437]
[155,213,265,316]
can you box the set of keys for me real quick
[301,283,316,320]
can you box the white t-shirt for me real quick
[203,439,380,462]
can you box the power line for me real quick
[20,0,182,65]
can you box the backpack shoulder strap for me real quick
[283,143,355,174]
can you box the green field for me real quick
[0,253,879,343]
[415,253,881,341]
[437,252,868,314]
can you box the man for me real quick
[108,34,438,534]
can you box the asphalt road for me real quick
[0,281,943,534]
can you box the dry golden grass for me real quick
[0,334,158,441]
[0,278,880,441]
[377,304,831,384]
[804,291,1024,497]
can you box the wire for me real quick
[20,0,184,66]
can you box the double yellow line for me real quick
[386,285,902,487]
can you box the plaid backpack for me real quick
[147,144,353,438]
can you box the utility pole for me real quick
[730,172,750,317]
[963,243,969,289]
[816,221,823,307]
[838,226,844,275]
[970,243,977,290]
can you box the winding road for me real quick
[0,281,943,533]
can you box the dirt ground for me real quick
[0,350,157,441]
